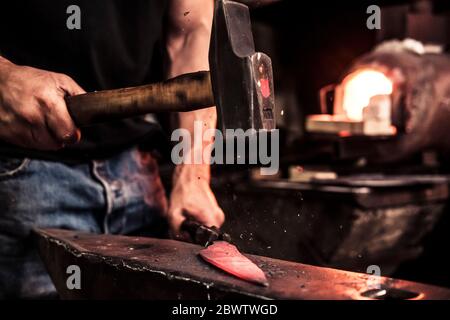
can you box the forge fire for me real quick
[1,0,450,312]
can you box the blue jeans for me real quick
[0,147,168,298]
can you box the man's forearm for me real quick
[166,0,216,180]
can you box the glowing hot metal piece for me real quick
[199,241,269,287]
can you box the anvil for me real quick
[34,228,450,300]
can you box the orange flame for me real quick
[341,69,393,121]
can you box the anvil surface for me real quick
[35,228,450,300]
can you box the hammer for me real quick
[65,0,276,132]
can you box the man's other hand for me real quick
[167,165,225,239]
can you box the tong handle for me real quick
[180,216,231,246]
[180,218,203,242]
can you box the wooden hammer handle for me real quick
[65,71,214,126]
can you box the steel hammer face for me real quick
[209,0,276,133]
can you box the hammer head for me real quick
[209,0,276,132]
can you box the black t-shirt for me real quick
[0,0,168,161]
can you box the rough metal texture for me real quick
[35,228,450,300]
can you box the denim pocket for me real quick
[0,156,30,179]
